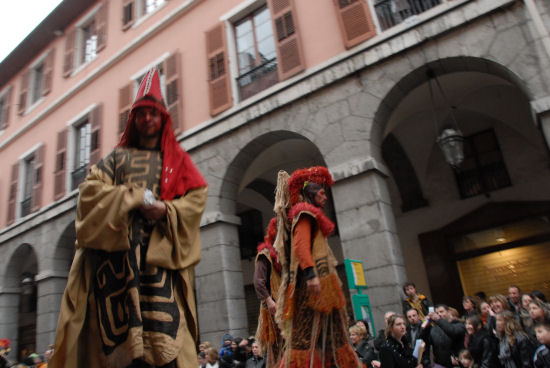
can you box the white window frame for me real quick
[16,143,43,220]
[0,86,11,132]
[73,3,102,76]
[130,52,170,102]
[66,104,98,193]
[25,51,49,114]
[133,0,167,28]
[221,0,271,103]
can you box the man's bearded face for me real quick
[135,107,163,138]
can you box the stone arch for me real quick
[54,221,76,273]
[3,243,39,361]
[371,56,533,149]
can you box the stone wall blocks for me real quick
[488,27,526,67]
[315,123,344,158]
[332,172,391,211]
[348,91,380,119]
[325,140,370,168]
[195,270,245,303]
[196,243,242,277]
[343,231,403,267]
[341,115,371,142]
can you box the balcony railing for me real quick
[71,165,88,190]
[237,58,279,101]
[374,0,443,31]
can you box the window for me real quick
[0,86,12,130]
[30,63,44,105]
[72,119,91,190]
[455,129,511,198]
[123,0,166,28]
[21,155,36,217]
[80,19,98,64]
[64,3,107,77]
[234,6,278,100]
[143,0,165,15]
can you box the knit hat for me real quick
[118,68,206,200]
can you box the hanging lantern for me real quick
[437,127,464,167]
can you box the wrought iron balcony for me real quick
[237,58,279,101]
[374,0,443,31]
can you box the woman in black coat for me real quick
[379,314,422,368]
[465,315,501,368]
[496,311,536,368]
[350,323,378,368]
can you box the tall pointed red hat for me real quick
[118,68,207,199]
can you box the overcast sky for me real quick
[0,0,63,62]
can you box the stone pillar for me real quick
[196,215,248,344]
[331,166,407,329]
[0,290,20,361]
[35,274,67,353]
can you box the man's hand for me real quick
[428,311,440,321]
[140,200,167,221]
[266,296,277,315]
[307,276,321,295]
[371,360,381,368]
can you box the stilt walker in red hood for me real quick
[50,68,207,368]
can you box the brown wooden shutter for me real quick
[0,86,12,130]
[96,2,108,52]
[333,0,376,49]
[54,129,68,200]
[63,28,76,77]
[122,0,135,29]
[89,104,103,166]
[205,24,232,116]
[7,162,19,225]
[42,48,55,96]
[119,82,133,133]
[31,145,44,213]
[18,70,30,115]
[267,0,305,80]
[164,52,183,134]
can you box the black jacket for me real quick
[498,333,537,368]
[379,335,418,368]
[467,329,500,368]
[407,323,431,366]
[534,345,550,368]
[245,355,265,368]
[354,338,377,368]
[428,319,466,367]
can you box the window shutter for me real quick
[96,2,108,52]
[7,162,19,225]
[267,0,305,81]
[63,28,76,77]
[0,86,12,130]
[333,0,376,49]
[119,82,133,133]
[42,48,55,96]
[18,70,30,115]
[31,145,44,213]
[89,103,103,166]
[122,0,135,29]
[205,24,232,116]
[54,129,68,200]
[164,52,183,134]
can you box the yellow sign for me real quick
[351,261,367,287]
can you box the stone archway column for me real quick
[0,289,20,361]
[330,159,407,328]
[35,272,68,353]
[195,212,248,344]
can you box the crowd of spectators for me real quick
[347,283,550,368]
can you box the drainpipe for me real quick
[523,0,550,60]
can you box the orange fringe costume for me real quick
[255,218,283,367]
[276,167,362,368]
